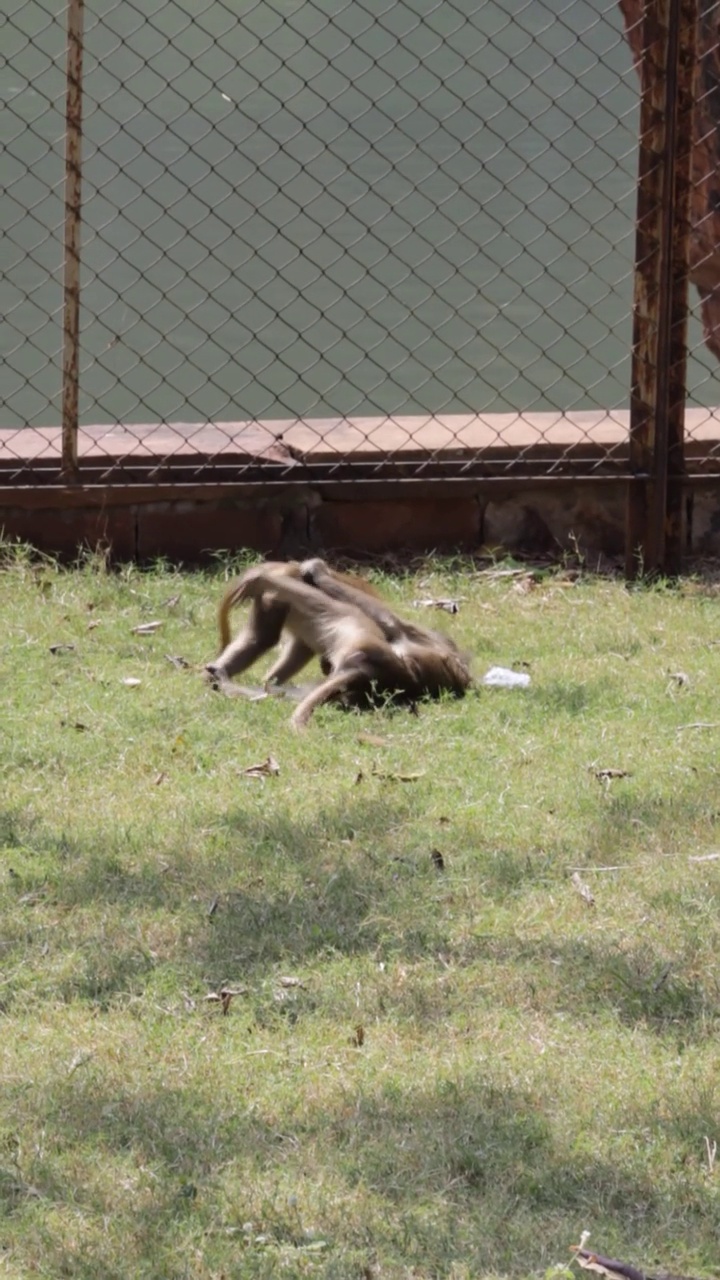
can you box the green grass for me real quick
[2,542,720,1278]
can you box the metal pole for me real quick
[60,0,84,484]
[626,0,696,578]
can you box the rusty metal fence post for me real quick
[626,0,698,578]
[60,0,84,485]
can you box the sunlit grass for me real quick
[2,541,720,1277]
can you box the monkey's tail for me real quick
[217,581,242,651]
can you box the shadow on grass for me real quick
[6,1068,718,1278]
[4,787,720,1038]
[463,932,720,1036]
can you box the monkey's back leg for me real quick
[206,596,287,684]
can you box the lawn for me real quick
[1,543,720,1279]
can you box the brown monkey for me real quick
[207,561,383,692]
[300,557,463,648]
[299,557,471,701]
[208,560,471,730]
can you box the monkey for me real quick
[207,560,471,730]
[207,560,384,692]
[298,557,471,701]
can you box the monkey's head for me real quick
[300,557,333,584]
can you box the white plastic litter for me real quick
[482,666,531,688]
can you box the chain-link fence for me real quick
[0,0,716,502]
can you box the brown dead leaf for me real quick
[412,597,463,614]
[590,767,632,783]
[205,986,247,1015]
[165,654,190,670]
[350,1025,365,1047]
[229,685,269,702]
[357,732,391,747]
[571,871,595,907]
[153,771,168,786]
[572,1248,645,1280]
[278,976,306,989]
[131,621,162,635]
[87,620,101,631]
[241,755,280,778]
[431,849,446,872]
[512,576,537,594]
[371,768,425,783]
[49,643,75,655]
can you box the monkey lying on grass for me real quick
[205,558,471,730]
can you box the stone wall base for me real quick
[1,479,718,565]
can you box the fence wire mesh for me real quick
[1,0,706,486]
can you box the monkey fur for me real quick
[206,559,471,730]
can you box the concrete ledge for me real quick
[2,406,720,477]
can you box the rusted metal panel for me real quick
[626,0,697,577]
[60,0,84,485]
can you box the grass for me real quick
[2,541,720,1278]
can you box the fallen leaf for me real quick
[205,986,247,1015]
[412,597,463,614]
[590,767,632,782]
[162,595,181,609]
[165,654,190,670]
[571,871,595,906]
[18,889,46,906]
[431,849,446,872]
[87,620,101,631]
[229,685,269,702]
[131,621,162,634]
[121,677,142,687]
[278,975,305,988]
[49,643,75,655]
[60,719,88,731]
[371,768,425,783]
[350,1025,365,1047]
[153,771,168,786]
[242,755,280,778]
[572,1247,644,1280]
[357,732,391,747]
